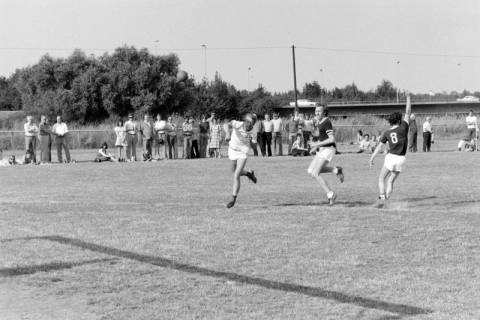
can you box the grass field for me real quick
[1,148,479,319]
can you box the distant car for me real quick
[456,96,480,102]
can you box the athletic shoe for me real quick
[226,196,237,208]
[335,166,344,183]
[373,198,386,209]
[246,170,257,184]
[328,192,337,206]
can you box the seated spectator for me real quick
[0,155,21,166]
[355,130,363,144]
[94,143,117,162]
[291,134,309,157]
[369,135,379,152]
[357,134,371,153]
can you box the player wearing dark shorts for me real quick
[369,95,412,208]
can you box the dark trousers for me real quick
[250,140,258,156]
[257,133,266,156]
[423,132,432,152]
[167,135,177,159]
[126,134,137,160]
[191,139,200,158]
[199,134,209,158]
[303,131,311,149]
[408,132,418,152]
[25,136,37,163]
[55,136,70,163]
[263,132,272,157]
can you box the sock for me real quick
[333,167,338,174]
[327,191,334,199]
[379,194,386,200]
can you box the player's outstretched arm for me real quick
[369,142,385,168]
[225,120,234,141]
[404,93,412,123]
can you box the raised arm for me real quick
[404,94,412,123]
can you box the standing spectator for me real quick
[24,115,38,163]
[191,118,200,158]
[166,115,178,159]
[124,113,138,161]
[285,113,300,155]
[154,114,167,160]
[38,115,52,164]
[182,116,193,159]
[291,134,309,156]
[249,113,261,157]
[114,119,127,161]
[199,115,210,158]
[272,113,283,156]
[251,113,265,156]
[457,110,478,151]
[355,130,363,144]
[262,113,273,157]
[303,114,314,149]
[52,115,71,163]
[208,117,222,158]
[139,114,154,161]
[422,117,434,152]
[408,114,418,152]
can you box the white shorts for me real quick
[307,147,335,175]
[228,147,248,161]
[384,153,406,172]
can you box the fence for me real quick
[0,123,459,151]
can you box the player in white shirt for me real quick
[457,110,478,151]
[225,114,258,208]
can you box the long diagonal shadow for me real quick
[11,235,432,316]
[0,258,116,277]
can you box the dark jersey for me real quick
[317,117,336,148]
[380,120,409,155]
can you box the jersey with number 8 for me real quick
[380,121,409,156]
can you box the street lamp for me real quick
[396,60,400,103]
[201,44,207,80]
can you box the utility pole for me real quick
[292,45,298,111]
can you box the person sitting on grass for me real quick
[357,134,371,153]
[94,142,117,162]
[291,134,309,156]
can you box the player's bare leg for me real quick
[374,166,390,208]
[308,157,341,205]
[386,171,400,199]
[227,158,256,208]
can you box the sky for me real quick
[1,0,479,94]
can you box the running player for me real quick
[225,113,258,208]
[307,105,344,205]
[369,94,412,208]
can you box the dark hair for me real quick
[117,119,124,127]
[364,134,370,138]
[296,133,302,139]
[357,130,363,136]
[101,142,108,149]
[387,112,402,126]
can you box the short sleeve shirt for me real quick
[380,121,409,156]
[317,117,335,148]
[229,120,252,153]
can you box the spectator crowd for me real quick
[1,110,478,166]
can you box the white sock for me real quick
[333,167,338,174]
[327,191,334,199]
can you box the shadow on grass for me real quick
[7,235,433,317]
[0,258,116,277]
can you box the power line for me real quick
[0,45,479,59]
[296,46,480,59]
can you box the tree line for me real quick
[0,46,478,123]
